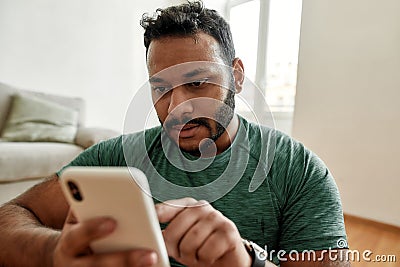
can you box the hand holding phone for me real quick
[53,212,159,267]
[59,166,170,267]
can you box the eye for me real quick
[152,85,170,94]
[187,78,209,88]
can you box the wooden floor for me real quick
[344,214,400,266]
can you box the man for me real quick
[0,1,350,266]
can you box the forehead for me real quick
[146,32,226,77]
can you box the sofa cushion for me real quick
[0,83,17,133]
[1,94,79,143]
[74,127,119,149]
[0,142,83,182]
[0,82,86,133]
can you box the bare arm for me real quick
[0,174,69,266]
[0,175,159,267]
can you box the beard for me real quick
[160,79,236,154]
[213,88,235,141]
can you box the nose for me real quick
[167,86,194,116]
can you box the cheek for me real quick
[213,90,229,111]
[200,85,227,105]
[212,82,229,100]
[153,98,169,122]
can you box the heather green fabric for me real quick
[1,94,78,143]
[58,116,347,266]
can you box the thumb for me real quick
[65,209,78,225]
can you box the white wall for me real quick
[293,0,400,226]
[0,0,166,131]
[0,0,228,132]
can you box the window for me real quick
[228,0,302,114]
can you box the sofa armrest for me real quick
[74,127,120,149]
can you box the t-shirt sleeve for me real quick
[272,134,348,252]
[56,136,124,177]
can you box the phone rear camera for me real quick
[67,181,83,201]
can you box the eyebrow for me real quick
[149,68,209,83]
[149,76,165,83]
[183,68,208,78]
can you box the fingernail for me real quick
[137,252,158,266]
[98,219,115,233]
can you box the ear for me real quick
[232,58,245,94]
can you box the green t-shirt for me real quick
[58,116,347,265]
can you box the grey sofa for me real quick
[0,82,119,202]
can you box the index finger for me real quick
[156,198,207,223]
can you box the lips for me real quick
[171,123,200,138]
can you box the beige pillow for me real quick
[0,94,79,143]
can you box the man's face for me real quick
[146,32,235,154]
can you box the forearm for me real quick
[0,202,60,267]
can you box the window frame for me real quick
[226,0,271,115]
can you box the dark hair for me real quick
[140,0,235,65]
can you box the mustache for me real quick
[164,117,212,131]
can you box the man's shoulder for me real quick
[241,117,299,158]
[104,126,162,146]
[241,116,327,184]
[244,117,307,153]
[246,119,332,201]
